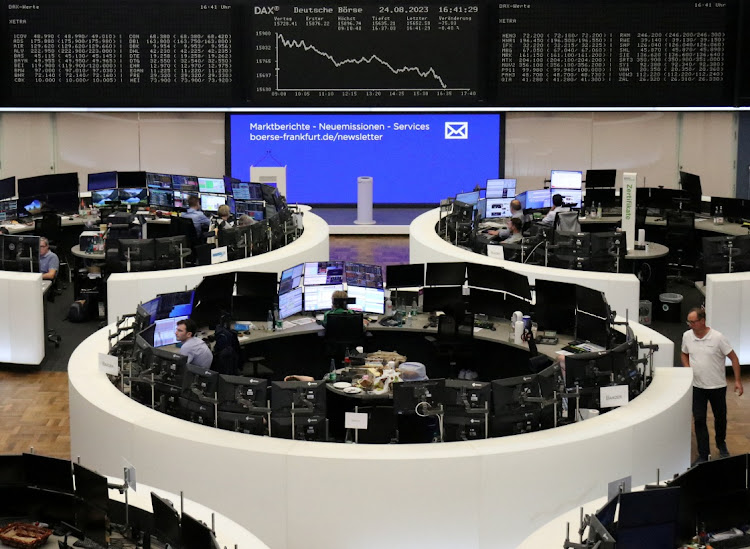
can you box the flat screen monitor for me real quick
[146,173,173,190]
[385,263,424,288]
[486,178,516,199]
[137,323,156,348]
[646,187,691,212]
[172,175,199,192]
[467,288,507,318]
[279,286,303,319]
[0,199,17,222]
[0,177,15,200]
[137,296,161,326]
[491,374,541,414]
[345,262,384,289]
[575,312,610,348]
[200,193,226,213]
[181,513,214,549]
[585,169,617,188]
[198,177,226,194]
[444,379,490,409]
[18,172,78,198]
[271,380,326,414]
[679,171,702,197]
[232,294,275,322]
[87,172,117,192]
[346,285,385,315]
[153,316,188,347]
[149,189,174,209]
[117,171,147,189]
[421,286,464,316]
[73,463,108,512]
[556,188,582,209]
[1,234,40,272]
[151,493,181,549]
[23,453,74,493]
[425,262,465,286]
[236,271,277,298]
[217,374,268,412]
[230,181,263,201]
[484,197,513,218]
[91,189,119,207]
[303,284,344,312]
[525,189,552,209]
[710,196,744,220]
[173,190,198,209]
[534,279,576,333]
[393,379,446,415]
[279,263,304,295]
[550,170,583,190]
[156,290,195,320]
[303,261,345,286]
[584,188,618,208]
[455,190,480,206]
[119,188,148,207]
[503,268,531,300]
[466,263,507,292]
[576,286,609,319]
[233,199,265,220]
[195,272,235,306]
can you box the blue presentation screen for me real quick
[229,113,502,204]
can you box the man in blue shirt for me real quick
[39,237,59,281]
[182,195,211,235]
[175,318,214,368]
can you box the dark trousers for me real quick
[692,386,727,458]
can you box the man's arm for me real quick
[42,267,57,281]
[680,351,690,368]
[727,350,743,396]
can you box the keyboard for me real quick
[73,538,107,549]
[710,533,750,549]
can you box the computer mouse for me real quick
[68,216,74,220]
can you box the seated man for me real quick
[182,195,211,235]
[540,193,569,226]
[211,204,235,233]
[39,237,59,281]
[175,318,214,368]
[504,217,524,244]
[509,199,525,220]
[323,290,356,327]
[237,214,256,227]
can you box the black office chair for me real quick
[250,221,270,255]
[324,312,366,364]
[665,210,696,283]
[424,313,474,378]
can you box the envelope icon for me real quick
[445,121,468,139]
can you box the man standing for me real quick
[175,318,214,368]
[681,307,743,464]
[39,237,59,281]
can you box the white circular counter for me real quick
[70,323,691,549]
[106,210,329,324]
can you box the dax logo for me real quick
[445,121,468,139]
[254,6,279,14]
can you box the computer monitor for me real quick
[421,286,464,317]
[303,284,345,312]
[385,263,424,288]
[194,272,235,309]
[18,173,78,198]
[575,312,611,348]
[115,171,146,189]
[491,374,541,414]
[0,176,15,200]
[467,288,507,318]
[118,238,156,271]
[679,171,702,197]
[182,363,219,400]
[455,190,480,206]
[616,488,681,549]
[584,188,618,208]
[303,261,345,285]
[525,189,552,209]
[73,463,109,512]
[198,177,226,194]
[91,189,120,207]
[271,380,326,414]
[217,374,268,412]
[217,411,266,435]
[533,279,576,334]
[425,262,465,286]
[87,172,117,192]
[556,188,582,209]
[172,175,199,193]
[230,181,263,201]
[710,196,744,221]
[393,379,446,415]
[576,286,609,319]
[200,193,226,213]
[181,513,215,549]
[345,262,383,289]
[151,493,182,549]
[146,173,173,190]
[279,263,304,295]
[503,268,531,300]
[486,178,516,199]
[149,189,174,209]
[484,198,513,218]
[23,453,74,493]
[136,297,161,327]
[154,235,188,269]
[233,199,265,221]
[585,169,617,188]
[1,234,40,272]
[550,170,583,190]
[444,379,490,410]
[346,285,385,315]
[279,286,303,319]
[236,271,277,301]
[153,316,188,347]
[155,290,195,320]
[0,199,17,222]
[646,187,692,212]
[119,188,148,207]
[173,190,199,210]
[590,231,627,259]
[466,263,507,292]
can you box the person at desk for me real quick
[39,237,59,281]
[509,199,525,220]
[182,195,211,234]
[323,290,356,327]
[540,193,569,226]
[681,307,743,465]
[211,204,235,233]
[488,217,524,243]
[175,318,214,369]
[237,214,256,227]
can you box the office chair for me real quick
[424,313,475,378]
[250,221,269,255]
[554,211,581,234]
[35,212,70,288]
[666,210,696,283]
[324,312,366,364]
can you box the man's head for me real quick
[40,237,50,256]
[510,199,522,213]
[508,217,522,234]
[217,204,230,219]
[331,290,349,310]
[237,214,255,227]
[552,194,564,208]
[187,195,200,210]
[686,307,706,334]
[176,318,199,342]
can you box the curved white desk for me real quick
[0,271,45,365]
[70,320,688,549]
[410,209,642,323]
[106,210,329,323]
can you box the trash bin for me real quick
[639,300,652,326]
[657,292,683,323]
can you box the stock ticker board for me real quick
[0,0,748,108]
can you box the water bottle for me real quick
[411,298,418,315]
[328,358,337,382]
[385,296,393,316]
[267,309,273,331]
[274,305,282,329]
[596,202,602,218]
